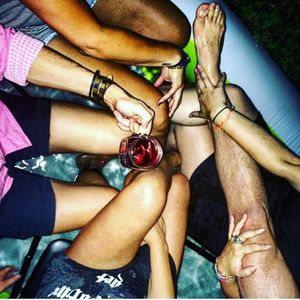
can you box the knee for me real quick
[163,15,191,48]
[225,84,257,119]
[133,170,168,216]
[150,100,170,143]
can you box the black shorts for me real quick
[188,154,300,288]
[35,245,177,298]
[0,91,55,239]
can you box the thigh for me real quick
[174,124,214,179]
[92,0,190,47]
[65,170,168,269]
[49,101,130,154]
[162,173,190,272]
[52,180,118,233]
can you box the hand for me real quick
[216,213,272,279]
[0,266,21,293]
[144,217,167,247]
[105,84,154,135]
[154,67,184,117]
[190,64,229,120]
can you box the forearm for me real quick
[220,281,240,298]
[147,243,174,298]
[27,46,92,97]
[83,25,182,67]
[21,0,182,66]
[212,109,300,190]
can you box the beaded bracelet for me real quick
[168,50,191,69]
[214,257,236,283]
[89,70,114,107]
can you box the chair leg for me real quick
[10,236,41,299]
[185,237,216,263]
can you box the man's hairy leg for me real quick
[212,123,299,298]
[92,0,191,48]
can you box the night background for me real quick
[225,0,300,89]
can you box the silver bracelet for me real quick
[214,257,236,283]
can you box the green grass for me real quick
[225,0,300,89]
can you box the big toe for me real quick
[195,3,210,19]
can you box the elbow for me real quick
[76,35,107,59]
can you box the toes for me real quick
[213,4,220,23]
[207,3,216,22]
[196,3,210,19]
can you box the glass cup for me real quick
[119,134,163,170]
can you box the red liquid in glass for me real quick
[119,135,163,169]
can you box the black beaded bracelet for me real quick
[168,50,191,69]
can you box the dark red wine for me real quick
[119,135,163,169]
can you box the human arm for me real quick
[0,267,21,293]
[144,218,175,298]
[20,0,187,116]
[216,214,271,298]
[193,65,300,191]
[28,47,154,134]
[1,26,153,135]
[21,0,182,66]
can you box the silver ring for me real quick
[231,234,242,244]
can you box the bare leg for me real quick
[162,173,190,272]
[212,120,298,297]
[92,0,191,47]
[51,180,118,233]
[169,83,258,179]
[66,152,181,269]
[49,102,130,154]
[47,101,127,233]
[170,74,299,296]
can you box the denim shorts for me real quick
[0,91,55,239]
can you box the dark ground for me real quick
[225,0,300,89]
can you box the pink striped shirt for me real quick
[0,25,44,201]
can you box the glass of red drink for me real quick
[119,134,163,170]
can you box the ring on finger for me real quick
[231,234,242,244]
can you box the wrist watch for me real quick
[168,50,191,69]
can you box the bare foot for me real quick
[193,2,225,85]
